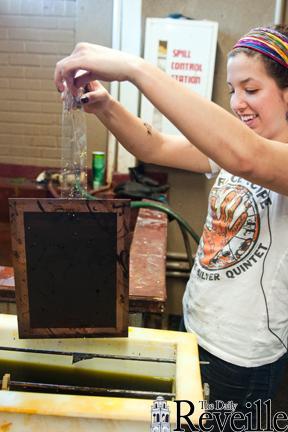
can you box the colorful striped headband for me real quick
[233,27,288,68]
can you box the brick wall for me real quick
[0,0,76,168]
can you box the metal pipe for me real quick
[167,252,189,261]
[0,346,175,365]
[1,380,175,400]
[166,261,191,271]
[274,0,286,25]
[166,271,191,279]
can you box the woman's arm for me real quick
[132,60,287,194]
[55,43,288,195]
[83,81,211,173]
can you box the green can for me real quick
[92,151,106,189]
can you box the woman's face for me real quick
[227,52,288,142]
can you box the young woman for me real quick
[54,26,288,427]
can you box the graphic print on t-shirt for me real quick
[199,183,260,270]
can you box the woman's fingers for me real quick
[80,86,108,105]
[54,42,136,96]
[78,82,111,113]
[74,71,95,89]
[54,43,101,93]
[54,59,65,93]
[54,55,83,95]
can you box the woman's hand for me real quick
[80,81,113,114]
[54,42,140,95]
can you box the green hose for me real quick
[75,176,200,268]
[76,183,200,263]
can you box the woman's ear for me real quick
[282,87,288,120]
[283,86,288,104]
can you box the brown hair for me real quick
[228,25,288,89]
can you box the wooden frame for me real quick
[9,198,130,339]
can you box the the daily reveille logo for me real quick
[150,397,288,431]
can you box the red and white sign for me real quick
[141,18,218,135]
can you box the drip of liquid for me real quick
[61,88,87,198]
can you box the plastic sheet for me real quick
[61,88,87,198]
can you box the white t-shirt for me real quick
[183,168,288,367]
